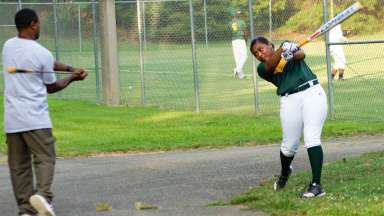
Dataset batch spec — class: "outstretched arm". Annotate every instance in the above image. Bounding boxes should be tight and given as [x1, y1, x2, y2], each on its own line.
[54, 61, 74, 72]
[46, 61, 88, 94]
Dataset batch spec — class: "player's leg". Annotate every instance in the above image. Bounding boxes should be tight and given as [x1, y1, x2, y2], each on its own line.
[337, 47, 346, 80]
[232, 40, 240, 77]
[302, 85, 328, 197]
[331, 68, 337, 79]
[338, 68, 345, 80]
[330, 48, 338, 79]
[24, 129, 56, 216]
[236, 39, 248, 79]
[6, 133, 37, 215]
[275, 95, 303, 190]
[333, 46, 346, 80]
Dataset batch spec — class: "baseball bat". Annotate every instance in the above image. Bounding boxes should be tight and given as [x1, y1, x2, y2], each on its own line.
[274, 1, 363, 73]
[7, 66, 79, 74]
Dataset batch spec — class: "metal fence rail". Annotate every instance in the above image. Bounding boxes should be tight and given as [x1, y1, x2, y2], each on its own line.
[0, 0, 383, 122]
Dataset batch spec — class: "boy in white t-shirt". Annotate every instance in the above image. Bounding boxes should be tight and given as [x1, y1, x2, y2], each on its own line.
[3, 8, 88, 216]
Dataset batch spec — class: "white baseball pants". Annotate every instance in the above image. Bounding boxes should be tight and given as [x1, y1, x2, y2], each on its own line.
[280, 84, 328, 157]
[232, 39, 247, 77]
[330, 45, 346, 70]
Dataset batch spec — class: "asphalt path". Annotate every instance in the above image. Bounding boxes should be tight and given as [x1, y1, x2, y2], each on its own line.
[1, 135, 383, 216]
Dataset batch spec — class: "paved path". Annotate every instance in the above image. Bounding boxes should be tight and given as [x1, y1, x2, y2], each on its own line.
[1, 135, 383, 216]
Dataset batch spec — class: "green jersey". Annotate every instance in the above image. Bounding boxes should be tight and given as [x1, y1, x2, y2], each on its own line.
[257, 59, 317, 96]
[230, 18, 246, 40]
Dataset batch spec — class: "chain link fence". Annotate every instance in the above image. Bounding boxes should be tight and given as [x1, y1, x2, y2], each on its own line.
[0, 1, 101, 101]
[0, 0, 383, 121]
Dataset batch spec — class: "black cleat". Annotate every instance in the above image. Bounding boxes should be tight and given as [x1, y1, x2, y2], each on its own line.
[301, 182, 326, 198]
[274, 166, 292, 191]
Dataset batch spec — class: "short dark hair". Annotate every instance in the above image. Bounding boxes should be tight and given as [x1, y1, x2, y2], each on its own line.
[15, 8, 39, 31]
[250, 36, 274, 51]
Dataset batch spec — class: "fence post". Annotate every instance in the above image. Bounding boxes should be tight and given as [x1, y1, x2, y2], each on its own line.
[189, 0, 200, 112]
[142, 1, 147, 50]
[322, 0, 335, 119]
[52, 0, 63, 99]
[203, 0, 208, 48]
[17, 0, 22, 10]
[269, 0, 272, 40]
[52, 0, 60, 61]
[137, 0, 146, 105]
[248, 0, 259, 113]
[91, 0, 101, 104]
[78, 4, 82, 52]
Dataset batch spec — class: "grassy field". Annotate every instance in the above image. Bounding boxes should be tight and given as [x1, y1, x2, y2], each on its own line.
[0, 32, 383, 156]
[0, 98, 383, 157]
[230, 151, 384, 216]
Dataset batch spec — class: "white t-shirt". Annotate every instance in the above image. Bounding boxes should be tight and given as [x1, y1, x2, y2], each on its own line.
[2, 37, 56, 133]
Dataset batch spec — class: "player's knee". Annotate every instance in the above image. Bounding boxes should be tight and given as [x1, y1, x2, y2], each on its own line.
[281, 139, 300, 157]
[280, 146, 296, 157]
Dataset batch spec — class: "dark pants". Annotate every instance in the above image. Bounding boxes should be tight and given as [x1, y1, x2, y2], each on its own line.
[7, 128, 56, 215]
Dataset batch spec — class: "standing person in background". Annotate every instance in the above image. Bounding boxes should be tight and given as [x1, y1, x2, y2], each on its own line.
[229, 9, 248, 79]
[3, 8, 88, 216]
[329, 24, 347, 80]
[250, 37, 328, 198]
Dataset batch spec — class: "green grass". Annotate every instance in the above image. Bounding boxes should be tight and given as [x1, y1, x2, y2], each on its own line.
[0, 98, 383, 157]
[230, 151, 384, 216]
[0, 31, 383, 155]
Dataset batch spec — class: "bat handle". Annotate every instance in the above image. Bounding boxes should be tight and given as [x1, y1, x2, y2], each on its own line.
[274, 38, 310, 73]
[298, 38, 310, 47]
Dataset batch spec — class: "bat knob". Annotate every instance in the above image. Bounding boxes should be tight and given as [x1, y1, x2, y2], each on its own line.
[7, 67, 17, 73]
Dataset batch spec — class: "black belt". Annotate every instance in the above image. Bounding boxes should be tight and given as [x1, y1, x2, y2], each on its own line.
[281, 79, 319, 97]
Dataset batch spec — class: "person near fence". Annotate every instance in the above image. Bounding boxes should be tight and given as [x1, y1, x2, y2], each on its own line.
[329, 24, 348, 80]
[2, 8, 88, 216]
[229, 9, 248, 79]
[250, 37, 328, 198]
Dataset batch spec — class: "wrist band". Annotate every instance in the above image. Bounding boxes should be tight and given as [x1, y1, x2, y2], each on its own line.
[66, 65, 73, 72]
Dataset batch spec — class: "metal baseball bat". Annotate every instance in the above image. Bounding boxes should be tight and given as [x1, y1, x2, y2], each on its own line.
[298, 2, 362, 47]
[7, 66, 79, 74]
[274, 1, 363, 73]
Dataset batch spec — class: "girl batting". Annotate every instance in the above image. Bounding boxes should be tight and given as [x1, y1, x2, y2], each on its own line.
[250, 37, 327, 198]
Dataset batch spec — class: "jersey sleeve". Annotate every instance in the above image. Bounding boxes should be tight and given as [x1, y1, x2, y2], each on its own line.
[257, 63, 273, 82]
[40, 49, 56, 85]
